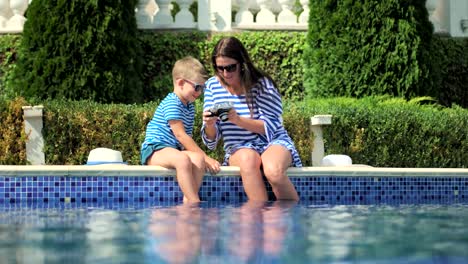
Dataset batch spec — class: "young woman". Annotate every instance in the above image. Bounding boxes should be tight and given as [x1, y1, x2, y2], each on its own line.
[202, 37, 301, 201]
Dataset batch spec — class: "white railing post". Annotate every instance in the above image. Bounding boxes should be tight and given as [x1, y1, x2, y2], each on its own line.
[175, 0, 195, 28]
[255, 0, 276, 25]
[298, 0, 309, 25]
[426, 0, 450, 34]
[22, 105, 45, 165]
[153, 0, 173, 27]
[234, 0, 254, 26]
[311, 115, 332, 167]
[277, 0, 296, 24]
[198, 0, 231, 31]
[136, 0, 154, 29]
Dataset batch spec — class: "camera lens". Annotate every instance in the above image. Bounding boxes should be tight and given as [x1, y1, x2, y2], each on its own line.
[219, 112, 229, 122]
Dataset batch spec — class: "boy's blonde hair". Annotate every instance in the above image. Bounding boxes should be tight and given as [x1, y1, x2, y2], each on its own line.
[172, 56, 208, 83]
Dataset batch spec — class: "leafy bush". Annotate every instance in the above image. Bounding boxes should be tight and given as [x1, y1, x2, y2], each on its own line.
[10, 0, 143, 103]
[0, 97, 28, 165]
[293, 96, 468, 168]
[304, 0, 433, 99]
[0, 34, 20, 101]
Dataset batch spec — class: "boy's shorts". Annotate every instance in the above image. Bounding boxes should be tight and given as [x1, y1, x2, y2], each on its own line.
[140, 143, 178, 165]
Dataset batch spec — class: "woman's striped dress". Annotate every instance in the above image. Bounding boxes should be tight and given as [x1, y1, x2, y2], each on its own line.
[202, 76, 302, 167]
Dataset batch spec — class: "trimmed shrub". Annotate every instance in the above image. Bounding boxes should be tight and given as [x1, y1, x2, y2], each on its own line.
[304, 0, 433, 99]
[428, 35, 468, 108]
[10, 0, 143, 103]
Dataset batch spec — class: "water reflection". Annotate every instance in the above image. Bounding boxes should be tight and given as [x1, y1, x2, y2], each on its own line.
[226, 200, 296, 263]
[147, 200, 296, 264]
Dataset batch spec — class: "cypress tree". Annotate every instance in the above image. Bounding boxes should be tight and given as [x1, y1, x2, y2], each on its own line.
[11, 0, 143, 103]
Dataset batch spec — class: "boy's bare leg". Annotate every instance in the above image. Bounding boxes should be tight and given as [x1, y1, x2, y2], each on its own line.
[147, 148, 201, 203]
[181, 151, 206, 203]
[229, 148, 268, 202]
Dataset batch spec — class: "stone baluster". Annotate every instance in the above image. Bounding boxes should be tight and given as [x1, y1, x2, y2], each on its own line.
[234, 0, 254, 26]
[6, 0, 28, 32]
[426, 0, 449, 34]
[175, 0, 195, 28]
[136, 0, 154, 29]
[255, 0, 276, 25]
[153, 0, 173, 27]
[277, 0, 295, 24]
[0, 0, 12, 30]
[298, 0, 309, 25]
[426, 0, 439, 31]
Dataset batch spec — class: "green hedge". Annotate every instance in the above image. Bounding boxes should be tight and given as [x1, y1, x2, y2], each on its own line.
[294, 97, 468, 168]
[1, 30, 467, 107]
[1, 31, 306, 103]
[1, 96, 467, 168]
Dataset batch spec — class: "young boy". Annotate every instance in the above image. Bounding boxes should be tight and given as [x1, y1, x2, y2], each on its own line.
[141, 56, 220, 203]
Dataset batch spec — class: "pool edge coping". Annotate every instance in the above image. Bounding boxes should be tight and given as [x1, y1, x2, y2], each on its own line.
[1, 165, 468, 177]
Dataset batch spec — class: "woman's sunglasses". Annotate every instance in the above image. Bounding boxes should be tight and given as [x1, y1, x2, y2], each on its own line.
[216, 63, 238, 73]
[184, 79, 206, 92]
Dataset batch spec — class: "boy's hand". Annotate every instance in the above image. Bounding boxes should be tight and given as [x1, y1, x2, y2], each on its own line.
[205, 156, 220, 175]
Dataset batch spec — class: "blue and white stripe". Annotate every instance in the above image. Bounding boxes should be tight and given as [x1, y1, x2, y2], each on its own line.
[202, 76, 302, 167]
[142, 93, 194, 151]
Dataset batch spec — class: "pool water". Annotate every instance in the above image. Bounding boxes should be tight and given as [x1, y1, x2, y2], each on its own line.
[1, 202, 468, 264]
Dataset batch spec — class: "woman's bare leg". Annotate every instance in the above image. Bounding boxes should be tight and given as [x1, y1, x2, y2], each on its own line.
[261, 145, 299, 200]
[229, 148, 268, 201]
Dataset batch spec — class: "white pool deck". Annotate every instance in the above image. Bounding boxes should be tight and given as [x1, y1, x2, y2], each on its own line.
[1, 165, 467, 178]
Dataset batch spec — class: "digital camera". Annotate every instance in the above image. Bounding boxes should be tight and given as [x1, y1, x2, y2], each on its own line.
[207, 102, 233, 122]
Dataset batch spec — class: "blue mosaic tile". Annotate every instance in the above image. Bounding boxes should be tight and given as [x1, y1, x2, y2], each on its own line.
[0, 175, 467, 205]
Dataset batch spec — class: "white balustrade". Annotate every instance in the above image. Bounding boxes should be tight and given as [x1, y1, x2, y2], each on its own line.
[0, 0, 465, 37]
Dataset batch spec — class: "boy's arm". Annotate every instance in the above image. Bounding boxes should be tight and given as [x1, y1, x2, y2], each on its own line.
[169, 120, 205, 154]
[169, 120, 220, 174]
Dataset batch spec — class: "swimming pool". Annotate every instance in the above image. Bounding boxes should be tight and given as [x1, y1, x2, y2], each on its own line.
[1, 165, 468, 263]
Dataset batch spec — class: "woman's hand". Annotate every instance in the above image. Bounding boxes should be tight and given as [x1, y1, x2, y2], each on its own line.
[203, 111, 217, 126]
[226, 108, 240, 124]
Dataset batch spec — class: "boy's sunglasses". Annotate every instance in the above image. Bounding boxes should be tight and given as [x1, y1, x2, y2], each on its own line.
[216, 63, 238, 73]
[184, 79, 206, 92]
